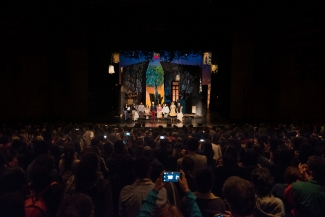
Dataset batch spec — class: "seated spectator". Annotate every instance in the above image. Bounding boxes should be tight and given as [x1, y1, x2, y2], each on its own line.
[119, 156, 167, 217]
[284, 156, 325, 217]
[251, 167, 285, 217]
[106, 140, 128, 179]
[143, 146, 159, 164]
[180, 168, 226, 217]
[222, 176, 256, 217]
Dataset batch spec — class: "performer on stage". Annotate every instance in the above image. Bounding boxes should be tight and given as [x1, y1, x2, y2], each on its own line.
[177, 105, 183, 122]
[137, 102, 145, 119]
[132, 104, 139, 121]
[162, 103, 170, 119]
[157, 103, 163, 121]
[169, 101, 177, 122]
[124, 103, 130, 120]
[145, 104, 150, 119]
[150, 101, 157, 122]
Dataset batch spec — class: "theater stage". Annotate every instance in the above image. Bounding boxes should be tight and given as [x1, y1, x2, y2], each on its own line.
[89, 110, 229, 129]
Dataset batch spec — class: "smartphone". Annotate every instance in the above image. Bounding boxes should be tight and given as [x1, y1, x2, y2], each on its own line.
[124, 132, 130, 136]
[200, 139, 205, 142]
[123, 140, 127, 144]
[214, 214, 224, 217]
[75, 128, 79, 131]
[163, 171, 180, 182]
[160, 136, 165, 139]
[104, 135, 107, 139]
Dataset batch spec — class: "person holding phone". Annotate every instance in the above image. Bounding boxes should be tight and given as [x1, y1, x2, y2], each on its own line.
[138, 170, 202, 217]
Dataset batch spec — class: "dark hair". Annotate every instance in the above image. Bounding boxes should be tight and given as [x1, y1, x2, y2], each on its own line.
[251, 167, 274, 197]
[223, 176, 255, 216]
[63, 145, 75, 171]
[195, 168, 214, 193]
[150, 161, 164, 182]
[114, 140, 125, 154]
[75, 152, 99, 188]
[307, 156, 325, 184]
[134, 156, 150, 179]
[182, 155, 195, 173]
[284, 166, 301, 184]
[30, 154, 54, 193]
[34, 140, 50, 156]
[61, 193, 94, 217]
[91, 138, 100, 147]
[187, 138, 199, 151]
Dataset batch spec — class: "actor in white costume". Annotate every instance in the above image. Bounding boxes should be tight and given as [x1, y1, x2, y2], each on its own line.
[177, 106, 183, 122]
[162, 103, 170, 118]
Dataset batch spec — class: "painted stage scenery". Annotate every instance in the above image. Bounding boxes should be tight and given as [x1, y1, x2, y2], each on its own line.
[118, 50, 212, 123]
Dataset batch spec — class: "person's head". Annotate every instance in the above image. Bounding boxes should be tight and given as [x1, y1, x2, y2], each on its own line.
[63, 145, 75, 170]
[182, 155, 195, 173]
[34, 140, 50, 156]
[75, 152, 100, 187]
[135, 138, 144, 147]
[251, 167, 273, 197]
[143, 146, 155, 162]
[223, 176, 255, 217]
[195, 168, 214, 193]
[91, 138, 100, 147]
[114, 140, 126, 155]
[187, 138, 199, 152]
[134, 156, 150, 179]
[307, 156, 325, 184]
[30, 154, 54, 193]
[284, 166, 301, 184]
[156, 204, 183, 217]
[61, 193, 94, 217]
[150, 161, 164, 182]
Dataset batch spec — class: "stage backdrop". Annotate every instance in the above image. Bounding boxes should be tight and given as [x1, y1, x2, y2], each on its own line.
[119, 51, 204, 115]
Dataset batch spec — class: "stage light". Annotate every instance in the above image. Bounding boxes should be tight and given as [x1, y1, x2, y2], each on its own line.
[108, 65, 115, 74]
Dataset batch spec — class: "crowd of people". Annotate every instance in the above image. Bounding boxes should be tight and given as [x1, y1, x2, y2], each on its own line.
[0, 121, 325, 217]
[124, 101, 183, 123]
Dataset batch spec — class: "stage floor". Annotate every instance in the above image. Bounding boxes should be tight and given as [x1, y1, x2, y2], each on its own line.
[89, 110, 229, 128]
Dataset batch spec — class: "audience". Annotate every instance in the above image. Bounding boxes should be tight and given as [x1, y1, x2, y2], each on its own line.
[0, 121, 324, 217]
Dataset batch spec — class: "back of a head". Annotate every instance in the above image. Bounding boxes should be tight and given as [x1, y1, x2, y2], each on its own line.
[34, 140, 50, 156]
[223, 176, 255, 217]
[156, 204, 183, 217]
[187, 137, 199, 152]
[114, 140, 125, 154]
[75, 152, 99, 186]
[251, 167, 273, 197]
[150, 161, 164, 182]
[91, 138, 100, 147]
[182, 155, 195, 173]
[61, 193, 94, 217]
[307, 156, 325, 183]
[284, 166, 301, 184]
[195, 168, 214, 193]
[134, 156, 150, 179]
[30, 154, 54, 193]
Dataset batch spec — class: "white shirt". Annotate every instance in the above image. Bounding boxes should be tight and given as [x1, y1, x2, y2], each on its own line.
[212, 143, 222, 161]
[162, 106, 170, 114]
